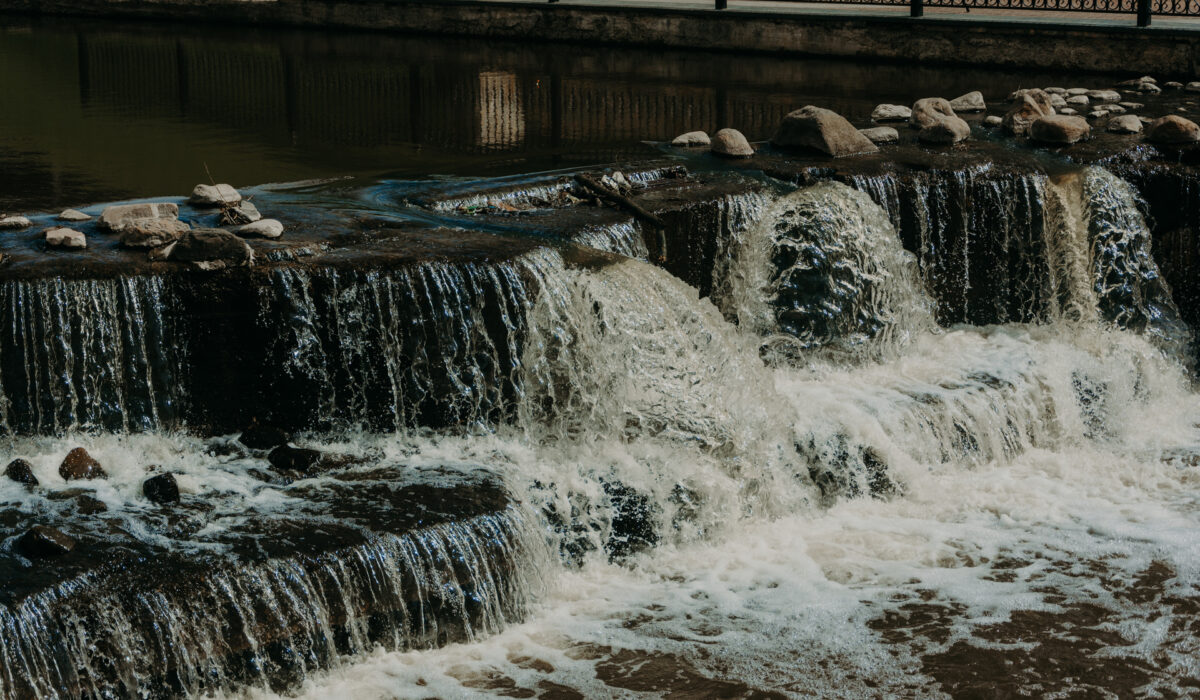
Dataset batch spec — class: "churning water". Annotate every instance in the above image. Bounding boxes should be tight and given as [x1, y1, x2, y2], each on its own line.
[4, 164, 1200, 698]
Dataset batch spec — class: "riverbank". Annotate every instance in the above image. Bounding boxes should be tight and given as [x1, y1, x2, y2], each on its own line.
[1, 0, 1199, 75]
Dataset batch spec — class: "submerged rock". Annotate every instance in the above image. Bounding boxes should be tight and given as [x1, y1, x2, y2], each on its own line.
[57, 209, 92, 222]
[5, 458, 37, 486]
[670, 131, 710, 147]
[59, 448, 106, 481]
[236, 218, 283, 239]
[1146, 115, 1200, 144]
[1030, 115, 1091, 144]
[189, 183, 242, 207]
[16, 525, 76, 558]
[949, 91, 986, 113]
[710, 128, 754, 158]
[772, 106, 877, 157]
[871, 104, 912, 122]
[238, 423, 292, 450]
[0, 215, 31, 230]
[44, 227, 86, 250]
[1108, 115, 1144, 134]
[75, 494, 108, 514]
[99, 202, 179, 232]
[161, 228, 253, 269]
[119, 218, 190, 248]
[143, 473, 180, 504]
[859, 126, 899, 144]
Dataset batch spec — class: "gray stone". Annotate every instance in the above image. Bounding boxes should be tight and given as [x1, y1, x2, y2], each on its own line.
[1030, 115, 1091, 144]
[949, 91, 986, 113]
[57, 209, 92, 222]
[44, 227, 86, 249]
[119, 219, 190, 249]
[772, 107, 877, 157]
[1165, 81, 1184, 90]
[1009, 89, 1055, 114]
[0, 216, 31, 230]
[1107, 115, 1144, 134]
[711, 128, 754, 157]
[1066, 95, 1090, 107]
[918, 115, 971, 144]
[99, 202, 179, 232]
[858, 126, 899, 144]
[189, 183, 242, 207]
[670, 131, 710, 147]
[1066, 88, 1090, 96]
[1044, 87, 1067, 95]
[167, 228, 254, 269]
[1087, 109, 1110, 119]
[1049, 93, 1068, 108]
[1059, 107, 1078, 116]
[910, 97, 958, 129]
[1146, 115, 1200, 144]
[984, 115, 1003, 127]
[1087, 89, 1121, 103]
[871, 104, 912, 121]
[1119, 102, 1144, 110]
[236, 218, 284, 239]
[1106, 105, 1127, 115]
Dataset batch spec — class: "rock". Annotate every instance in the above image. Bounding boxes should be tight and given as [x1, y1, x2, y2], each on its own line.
[16, 525, 75, 558]
[166, 228, 253, 269]
[1165, 81, 1184, 90]
[99, 202, 178, 232]
[772, 107, 877, 157]
[57, 209, 91, 222]
[188, 183, 242, 207]
[59, 448, 106, 481]
[949, 91, 986, 113]
[710, 128, 754, 158]
[1003, 94, 1052, 135]
[910, 97, 957, 129]
[1066, 88, 1090, 96]
[1087, 89, 1121, 103]
[238, 423, 292, 450]
[268, 445, 324, 475]
[5, 458, 37, 486]
[143, 473, 180, 504]
[871, 104, 912, 122]
[75, 494, 107, 514]
[44, 227, 86, 250]
[1137, 83, 1163, 95]
[1059, 108, 1078, 116]
[1030, 115, 1091, 144]
[118, 219, 190, 249]
[918, 116, 971, 144]
[1066, 95, 1090, 107]
[670, 131, 710, 147]
[220, 201, 262, 225]
[1087, 109, 1110, 119]
[1106, 105, 1127, 115]
[1044, 87, 1067, 95]
[1146, 115, 1200, 144]
[1108, 116, 1147, 134]
[984, 115, 1003, 127]
[0, 216, 31, 230]
[1119, 102, 1144, 110]
[1186, 82, 1200, 93]
[859, 126, 899, 144]
[236, 219, 283, 239]
[1050, 93, 1068, 109]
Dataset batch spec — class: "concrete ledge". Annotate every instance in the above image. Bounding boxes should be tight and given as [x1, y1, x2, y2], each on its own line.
[2, 0, 1198, 74]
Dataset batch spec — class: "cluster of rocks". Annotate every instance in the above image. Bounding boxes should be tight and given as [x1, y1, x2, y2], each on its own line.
[21, 183, 286, 269]
[668, 76, 1200, 159]
[5, 448, 182, 559]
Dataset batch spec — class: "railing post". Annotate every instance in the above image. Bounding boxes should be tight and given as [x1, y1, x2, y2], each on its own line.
[716, 0, 727, 10]
[910, 0, 924, 17]
[1137, 0, 1151, 26]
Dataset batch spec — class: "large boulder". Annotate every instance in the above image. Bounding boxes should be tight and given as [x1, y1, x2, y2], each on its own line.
[670, 131, 710, 147]
[918, 116, 971, 144]
[16, 526, 76, 558]
[1107, 115, 1144, 134]
[161, 228, 254, 270]
[44, 227, 86, 250]
[909, 97, 957, 129]
[949, 91, 986, 113]
[1003, 94, 1052, 135]
[188, 183, 242, 207]
[871, 104, 912, 122]
[772, 106, 878, 157]
[59, 448, 106, 481]
[99, 202, 179, 232]
[1030, 115, 1091, 144]
[5, 458, 37, 486]
[1146, 115, 1200, 144]
[118, 219, 190, 249]
[711, 128, 754, 158]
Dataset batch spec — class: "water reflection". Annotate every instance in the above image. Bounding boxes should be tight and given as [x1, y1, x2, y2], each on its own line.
[0, 18, 1112, 210]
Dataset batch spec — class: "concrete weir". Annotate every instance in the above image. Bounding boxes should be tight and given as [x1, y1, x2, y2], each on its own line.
[2, 0, 1200, 75]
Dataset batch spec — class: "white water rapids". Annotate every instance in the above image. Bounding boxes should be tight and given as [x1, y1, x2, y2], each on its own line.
[6, 167, 1200, 697]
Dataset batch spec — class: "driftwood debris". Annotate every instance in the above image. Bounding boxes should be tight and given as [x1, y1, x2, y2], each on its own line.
[574, 174, 665, 230]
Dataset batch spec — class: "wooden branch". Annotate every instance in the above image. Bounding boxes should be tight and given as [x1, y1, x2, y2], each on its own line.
[574, 174, 666, 230]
